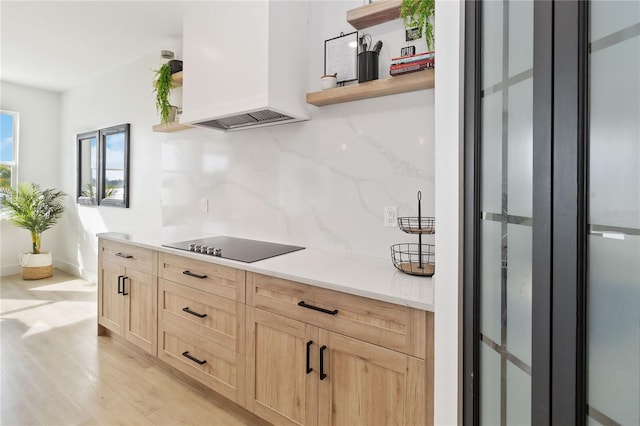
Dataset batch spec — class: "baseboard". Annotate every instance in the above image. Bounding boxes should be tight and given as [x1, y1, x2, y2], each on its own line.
[54, 259, 97, 284]
[1, 258, 96, 283]
[0, 263, 21, 277]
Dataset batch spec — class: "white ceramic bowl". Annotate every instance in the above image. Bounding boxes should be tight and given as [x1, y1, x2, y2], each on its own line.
[321, 76, 337, 90]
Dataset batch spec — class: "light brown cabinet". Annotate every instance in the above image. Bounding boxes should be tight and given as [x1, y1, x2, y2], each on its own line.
[245, 272, 433, 426]
[97, 238, 433, 425]
[157, 252, 246, 405]
[98, 239, 158, 356]
[246, 308, 318, 426]
[317, 330, 426, 426]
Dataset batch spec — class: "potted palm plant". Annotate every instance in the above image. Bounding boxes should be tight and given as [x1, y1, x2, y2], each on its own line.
[0, 182, 66, 279]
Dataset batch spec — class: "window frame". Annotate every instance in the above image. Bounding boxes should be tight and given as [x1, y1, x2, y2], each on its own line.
[0, 109, 19, 191]
[76, 130, 99, 205]
[76, 123, 130, 208]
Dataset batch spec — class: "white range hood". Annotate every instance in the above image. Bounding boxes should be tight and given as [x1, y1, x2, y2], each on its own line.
[181, 1, 310, 132]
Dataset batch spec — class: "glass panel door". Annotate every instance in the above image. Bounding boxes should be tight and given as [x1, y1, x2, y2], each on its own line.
[478, 1, 534, 424]
[587, 2, 640, 425]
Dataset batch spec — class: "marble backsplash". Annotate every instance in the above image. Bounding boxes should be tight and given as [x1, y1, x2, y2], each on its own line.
[161, 90, 434, 260]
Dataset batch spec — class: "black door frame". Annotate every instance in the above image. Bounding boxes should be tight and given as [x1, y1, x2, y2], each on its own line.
[463, 1, 588, 424]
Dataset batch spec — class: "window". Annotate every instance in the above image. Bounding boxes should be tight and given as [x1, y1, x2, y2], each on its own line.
[0, 110, 19, 190]
[77, 123, 130, 208]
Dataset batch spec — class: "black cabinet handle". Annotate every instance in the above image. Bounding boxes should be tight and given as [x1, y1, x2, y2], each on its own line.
[182, 351, 207, 365]
[319, 345, 327, 380]
[122, 276, 129, 296]
[298, 301, 338, 316]
[117, 275, 124, 294]
[182, 307, 207, 318]
[306, 340, 313, 374]
[115, 252, 133, 259]
[183, 270, 208, 279]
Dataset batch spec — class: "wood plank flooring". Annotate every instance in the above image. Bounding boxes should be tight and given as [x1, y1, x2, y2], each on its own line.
[0, 270, 267, 425]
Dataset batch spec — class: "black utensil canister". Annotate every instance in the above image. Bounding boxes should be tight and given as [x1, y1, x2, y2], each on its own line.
[358, 51, 379, 83]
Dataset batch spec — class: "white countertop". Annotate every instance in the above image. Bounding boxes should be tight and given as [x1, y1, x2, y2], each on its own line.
[97, 228, 434, 311]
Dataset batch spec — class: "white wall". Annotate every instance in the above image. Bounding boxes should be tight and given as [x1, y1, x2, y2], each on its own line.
[0, 81, 61, 275]
[53, 0, 435, 275]
[56, 40, 183, 282]
[162, 1, 435, 259]
[434, 1, 464, 424]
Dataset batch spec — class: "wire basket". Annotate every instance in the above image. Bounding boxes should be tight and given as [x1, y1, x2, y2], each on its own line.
[390, 243, 435, 277]
[397, 217, 435, 234]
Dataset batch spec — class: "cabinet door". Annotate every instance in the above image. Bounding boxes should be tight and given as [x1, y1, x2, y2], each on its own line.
[246, 308, 318, 426]
[123, 268, 157, 356]
[318, 330, 426, 426]
[98, 260, 124, 335]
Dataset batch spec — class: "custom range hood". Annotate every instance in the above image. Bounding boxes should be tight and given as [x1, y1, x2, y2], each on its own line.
[180, 1, 310, 132]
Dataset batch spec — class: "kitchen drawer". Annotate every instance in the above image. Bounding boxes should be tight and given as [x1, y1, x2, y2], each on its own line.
[247, 273, 428, 359]
[100, 239, 156, 275]
[158, 319, 245, 406]
[159, 278, 245, 353]
[159, 252, 245, 302]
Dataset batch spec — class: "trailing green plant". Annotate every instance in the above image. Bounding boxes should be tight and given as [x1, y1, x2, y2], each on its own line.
[153, 63, 174, 124]
[0, 182, 66, 254]
[401, 0, 435, 51]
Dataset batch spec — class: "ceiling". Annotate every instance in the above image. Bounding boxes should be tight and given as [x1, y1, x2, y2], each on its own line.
[0, 1, 192, 93]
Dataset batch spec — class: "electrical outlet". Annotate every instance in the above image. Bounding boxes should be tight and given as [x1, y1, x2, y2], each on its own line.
[384, 206, 397, 227]
[201, 197, 208, 213]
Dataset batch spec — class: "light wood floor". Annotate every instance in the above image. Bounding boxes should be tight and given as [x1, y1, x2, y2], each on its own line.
[0, 270, 266, 426]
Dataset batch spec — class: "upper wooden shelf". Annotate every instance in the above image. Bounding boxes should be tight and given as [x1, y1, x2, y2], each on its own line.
[152, 71, 183, 88]
[346, 0, 401, 30]
[306, 69, 434, 107]
[152, 121, 193, 133]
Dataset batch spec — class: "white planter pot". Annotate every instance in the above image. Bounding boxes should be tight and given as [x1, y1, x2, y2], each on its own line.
[19, 252, 53, 280]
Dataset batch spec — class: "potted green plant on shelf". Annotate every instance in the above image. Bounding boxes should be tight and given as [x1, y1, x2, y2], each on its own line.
[401, 0, 435, 50]
[0, 183, 66, 280]
[153, 62, 176, 124]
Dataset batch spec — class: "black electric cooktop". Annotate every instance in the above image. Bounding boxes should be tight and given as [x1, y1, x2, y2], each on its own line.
[162, 236, 305, 263]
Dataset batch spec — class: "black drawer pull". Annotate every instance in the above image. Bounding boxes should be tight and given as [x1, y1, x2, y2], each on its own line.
[115, 252, 133, 259]
[122, 276, 129, 296]
[182, 307, 207, 318]
[183, 270, 208, 279]
[182, 351, 207, 365]
[298, 301, 338, 316]
[306, 340, 313, 374]
[319, 345, 327, 380]
[117, 275, 124, 294]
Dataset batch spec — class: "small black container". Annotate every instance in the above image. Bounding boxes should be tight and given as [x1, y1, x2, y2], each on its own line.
[168, 59, 183, 74]
[358, 51, 379, 83]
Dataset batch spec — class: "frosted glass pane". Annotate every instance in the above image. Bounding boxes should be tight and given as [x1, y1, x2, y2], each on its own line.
[507, 79, 533, 218]
[587, 415, 603, 426]
[482, 0, 503, 90]
[481, 92, 503, 214]
[508, 0, 533, 78]
[481, 343, 501, 426]
[507, 362, 531, 426]
[590, 1, 640, 42]
[589, 37, 640, 230]
[481, 220, 503, 344]
[506, 224, 532, 366]
[587, 234, 640, 426]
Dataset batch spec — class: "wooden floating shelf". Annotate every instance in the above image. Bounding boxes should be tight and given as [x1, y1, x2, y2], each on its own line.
[306, 69, 434, 106]
[346, 0, 401, 30]
[152, 71, 183, 88]
[152, 121, 193, 133]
